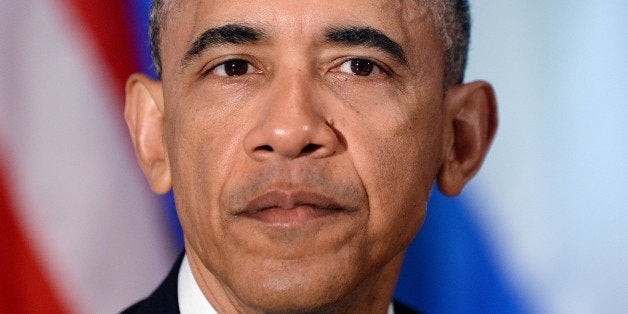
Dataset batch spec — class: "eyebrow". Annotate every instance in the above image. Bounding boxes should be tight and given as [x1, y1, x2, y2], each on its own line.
[181, 23, 265, 68]
[324, 27, 408, 65]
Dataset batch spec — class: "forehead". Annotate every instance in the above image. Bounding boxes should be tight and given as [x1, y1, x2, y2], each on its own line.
[169, 0, 431, 31]
[166, 0, 429, 22]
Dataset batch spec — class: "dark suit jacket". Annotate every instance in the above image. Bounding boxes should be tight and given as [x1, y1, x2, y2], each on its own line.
[122, 253, 419, 314]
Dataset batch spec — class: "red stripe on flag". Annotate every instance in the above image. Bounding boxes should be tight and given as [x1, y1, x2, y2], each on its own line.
[0, 161, 67, 314]
[64, 0, 141, 103]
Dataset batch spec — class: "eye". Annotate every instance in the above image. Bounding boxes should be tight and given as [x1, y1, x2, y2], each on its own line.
[211, 59, 256, 77]
[338, 58, 382, 76]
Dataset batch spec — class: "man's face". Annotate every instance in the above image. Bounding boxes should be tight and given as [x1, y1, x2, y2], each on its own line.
[160, 0, 446, 311]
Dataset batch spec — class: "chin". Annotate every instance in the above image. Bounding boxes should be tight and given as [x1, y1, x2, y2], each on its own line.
[226, 257, 364, 313]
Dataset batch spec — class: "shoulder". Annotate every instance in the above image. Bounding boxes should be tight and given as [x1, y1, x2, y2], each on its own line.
[120, 253, 184, 314]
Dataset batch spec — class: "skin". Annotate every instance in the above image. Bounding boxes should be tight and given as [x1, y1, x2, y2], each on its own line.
[125, 0, 497, 313]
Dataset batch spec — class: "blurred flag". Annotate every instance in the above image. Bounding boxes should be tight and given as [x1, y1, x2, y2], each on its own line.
[0, 1, 175, 313]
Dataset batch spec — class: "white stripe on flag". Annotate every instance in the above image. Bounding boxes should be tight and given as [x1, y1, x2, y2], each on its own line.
[0, 1, 176, 313]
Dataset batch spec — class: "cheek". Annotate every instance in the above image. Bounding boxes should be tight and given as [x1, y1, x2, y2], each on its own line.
[344, 98, 443, 258]
[163, 93, 247, 256]
[165, 80, 251, 192]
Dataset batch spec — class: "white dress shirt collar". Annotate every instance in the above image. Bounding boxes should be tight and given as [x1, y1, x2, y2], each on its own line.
[178, 254, 217, 314]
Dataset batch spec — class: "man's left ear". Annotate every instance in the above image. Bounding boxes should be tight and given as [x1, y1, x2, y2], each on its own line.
[437, 80, 498, 196]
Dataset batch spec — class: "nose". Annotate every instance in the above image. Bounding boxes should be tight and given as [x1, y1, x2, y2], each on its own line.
[244, 76, 339, 161]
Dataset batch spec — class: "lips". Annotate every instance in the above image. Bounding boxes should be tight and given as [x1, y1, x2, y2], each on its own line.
[237, 190, 348, 225]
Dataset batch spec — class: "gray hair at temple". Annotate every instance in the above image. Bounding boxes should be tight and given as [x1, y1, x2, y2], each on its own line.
[148, 0, 471, 86]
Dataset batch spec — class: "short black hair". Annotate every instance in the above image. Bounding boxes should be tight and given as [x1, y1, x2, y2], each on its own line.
[148, 0, 471, 85]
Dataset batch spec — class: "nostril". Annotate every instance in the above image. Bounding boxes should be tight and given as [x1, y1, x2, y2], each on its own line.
[255, 145, 273, 152]
[301, 143, 321, 155]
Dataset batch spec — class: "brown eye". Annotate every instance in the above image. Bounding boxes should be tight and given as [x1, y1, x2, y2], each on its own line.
[338, 58, 382, 76]
[212, 59, 254, 76]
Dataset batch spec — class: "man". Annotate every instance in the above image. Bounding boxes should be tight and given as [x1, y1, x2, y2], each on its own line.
[123, 0, 497, 312]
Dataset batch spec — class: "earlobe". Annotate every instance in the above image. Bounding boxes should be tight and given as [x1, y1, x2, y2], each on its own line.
[125, 73, 172, 194]
[437, 81, 498, 196]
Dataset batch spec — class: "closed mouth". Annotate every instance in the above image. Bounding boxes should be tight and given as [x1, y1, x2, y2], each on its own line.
[237, 189, 348, 225]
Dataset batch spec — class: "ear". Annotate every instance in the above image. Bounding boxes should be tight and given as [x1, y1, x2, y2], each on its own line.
[125, 73, 172, 194]
[437, 80, 498, 196]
